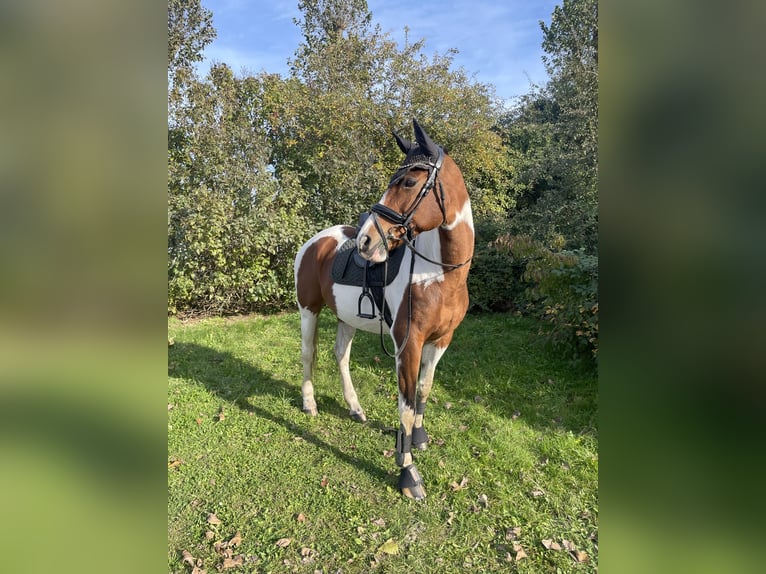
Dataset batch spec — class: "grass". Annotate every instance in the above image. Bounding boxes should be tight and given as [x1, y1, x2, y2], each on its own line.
[168, 311, 597, 573]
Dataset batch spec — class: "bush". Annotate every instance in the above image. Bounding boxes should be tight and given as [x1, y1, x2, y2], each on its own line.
[468, 219, 529, 312]
[469, 222, 598, 363]
[167, 183, 310, 316]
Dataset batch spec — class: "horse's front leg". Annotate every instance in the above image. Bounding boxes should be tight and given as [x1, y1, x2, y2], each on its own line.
[395, 342, 427, 500]
[412, 342, 448, 450]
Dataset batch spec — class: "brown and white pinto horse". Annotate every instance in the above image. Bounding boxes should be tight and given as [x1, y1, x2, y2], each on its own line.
[293, 119, 474, 499]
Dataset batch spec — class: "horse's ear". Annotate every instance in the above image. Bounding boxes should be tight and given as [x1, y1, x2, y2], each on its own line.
[392, 131, 412, 154]
[412, 118, 440, 158]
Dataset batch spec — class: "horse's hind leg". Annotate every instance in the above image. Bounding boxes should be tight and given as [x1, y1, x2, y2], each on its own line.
[299, 306, 319, 416]
[412, 343, 448, 450]
[335, 320, 366, 422]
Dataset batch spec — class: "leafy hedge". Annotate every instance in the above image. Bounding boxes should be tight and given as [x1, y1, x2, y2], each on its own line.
[469, 221, 598, 363]
[167, 182, 311, 316]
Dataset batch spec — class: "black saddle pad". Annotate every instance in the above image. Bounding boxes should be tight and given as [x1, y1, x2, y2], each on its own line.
[331, 239, 406, 288]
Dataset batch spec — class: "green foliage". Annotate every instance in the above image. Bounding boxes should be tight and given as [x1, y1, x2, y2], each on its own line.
[469, 224, 598, 364]
[498, 0, 598, 252]
[168, 66, 311, 315]
[467, 218, 528, 313]
[167, 0, 599, 335]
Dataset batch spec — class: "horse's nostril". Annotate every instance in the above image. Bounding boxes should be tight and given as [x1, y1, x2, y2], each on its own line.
[359, 234, 370, 250]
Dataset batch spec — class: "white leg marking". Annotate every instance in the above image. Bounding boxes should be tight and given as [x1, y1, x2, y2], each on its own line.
[299, 305, 319, 415]
[335, 321, 366, 421]
[415, 344, 447, 428]
[398, 393, 416, 467]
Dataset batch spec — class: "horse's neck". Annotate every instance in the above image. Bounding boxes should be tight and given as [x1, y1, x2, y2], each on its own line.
[440, 198, 474, 262]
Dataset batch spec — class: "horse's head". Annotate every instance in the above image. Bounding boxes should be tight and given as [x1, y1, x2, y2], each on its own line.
[357, 119, 458, 263]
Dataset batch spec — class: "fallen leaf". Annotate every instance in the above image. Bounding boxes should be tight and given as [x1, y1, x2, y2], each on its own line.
[378, 539, 399, 555]
[450, 476, 469, 491]
[444, 402, 453, 409]
[191, 568, 206, 574]
[227, 531, 242, 547]
[168, 403, 175, 411]
[446, 511, 455, 525]
[382, 449, 395, 458]
[216, 411, 225, 422]
[221, 555, 243, 569]
[181, 550, 196, 566]
[562, 539, 576, 552]
[514, 545, 528, 561]
[512, 411, 521, 420]
[301, 547, 314, 557]
[295, 512, 307, 522]
[478, 494, 489, 508]
[195, 417, 203, 425]
[531, 489, 545, 497]
[542, 539, 562, 551]
[207, 513, 222, 525]
[320, 476, 329, 488]
[474, 395, 484, 403]
[370, 518, 386, 527]
[168, 459, 183, 469]
[204, 530, 215, 540]
[275, 538, 292, 548]
[574, 550, 589, 562]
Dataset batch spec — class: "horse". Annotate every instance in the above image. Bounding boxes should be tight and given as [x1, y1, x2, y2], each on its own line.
[293, 119, 474, 500]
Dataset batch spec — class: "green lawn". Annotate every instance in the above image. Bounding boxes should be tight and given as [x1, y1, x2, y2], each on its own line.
[168, 311, 597, 573]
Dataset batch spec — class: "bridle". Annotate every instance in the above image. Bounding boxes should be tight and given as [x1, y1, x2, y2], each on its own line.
[367, 146, 471, 271]
[369, 147, 446, 239]
[359, 147, 472, 358]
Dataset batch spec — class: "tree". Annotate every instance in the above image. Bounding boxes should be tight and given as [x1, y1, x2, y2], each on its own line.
[168, 0, 216, 111]
[498, 0, 598, 252]
[274, 0, 512, 228]
[167, 0, 523, 315]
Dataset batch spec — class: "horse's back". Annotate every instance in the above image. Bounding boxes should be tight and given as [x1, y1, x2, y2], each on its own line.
[294, 225, 357, 314]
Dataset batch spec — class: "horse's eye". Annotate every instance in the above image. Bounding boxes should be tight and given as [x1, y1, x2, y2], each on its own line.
[404, 177, 417, 188]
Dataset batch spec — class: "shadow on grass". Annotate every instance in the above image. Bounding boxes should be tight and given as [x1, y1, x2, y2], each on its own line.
[347, 316, 598, 437]
[169, 341, 392, 486]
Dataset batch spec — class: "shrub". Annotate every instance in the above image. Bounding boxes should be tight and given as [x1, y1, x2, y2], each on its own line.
[469, 223, 598, 363]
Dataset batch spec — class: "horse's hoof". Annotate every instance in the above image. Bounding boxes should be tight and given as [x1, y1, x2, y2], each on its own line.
[302, 405, 318, 416]
[398, 465, 426, 500]
[412, 426, 428, 450]
[350, 410, 367, 423]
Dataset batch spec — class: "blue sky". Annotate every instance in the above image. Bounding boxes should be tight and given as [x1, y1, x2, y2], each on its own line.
[197, 0, 560, 104]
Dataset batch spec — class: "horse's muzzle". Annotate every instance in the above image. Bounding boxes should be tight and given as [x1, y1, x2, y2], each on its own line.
[356, 214, 389, 263]
[356, 231, 388, 263]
